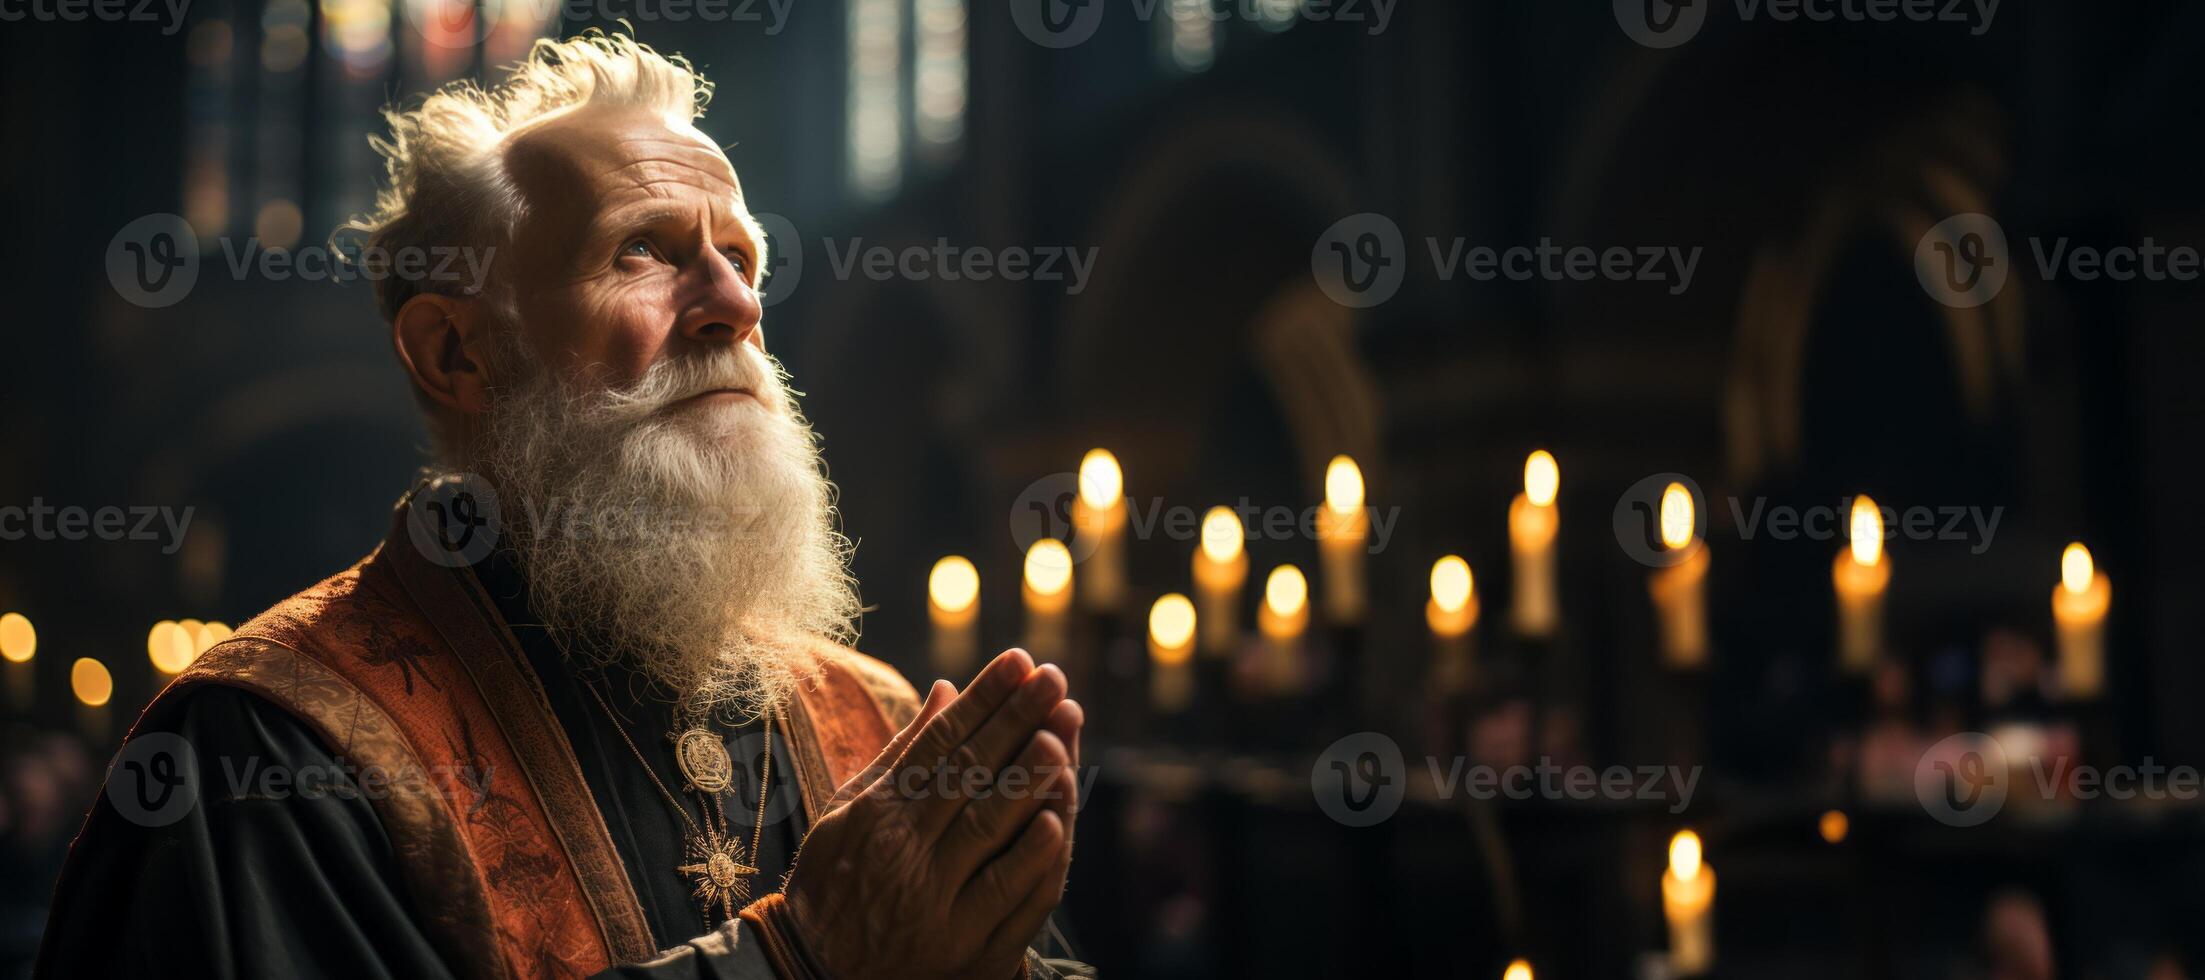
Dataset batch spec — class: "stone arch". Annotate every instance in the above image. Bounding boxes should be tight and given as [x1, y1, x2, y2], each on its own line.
[1055, 107, 1381, 500]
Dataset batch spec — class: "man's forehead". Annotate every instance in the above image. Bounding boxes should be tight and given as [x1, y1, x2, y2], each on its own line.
[503, 106, 746, 221]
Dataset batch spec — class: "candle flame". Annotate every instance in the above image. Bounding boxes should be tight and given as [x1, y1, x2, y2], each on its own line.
[1324, 455, 1365, 514]
[2062, 542, 2094, 595]
[1524, 450, 1559, 508]
[148, 621, 193, 674]
[1078, 449, 1123, 510]
[1265, 565, 1307, 618]
[1848, 496, 1883, 567]
[1200, 507, 1244, 563]
[72, 657, 113, 708]
[1668, 829, 1703, 881]
[929, 556, 980, 614]
[1024, 539, 1072, 597]
[0, 612, 34, 664]
[1503, 959, 1533, 980]
[1149, 593, 1197, 650]
[1819, 809, 1849, 845]
[1659, 482, 1694, 551]
[1430, 556, 1473, 614]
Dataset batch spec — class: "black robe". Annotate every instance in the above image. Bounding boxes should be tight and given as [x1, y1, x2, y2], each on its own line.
[42, 551, 803, 979]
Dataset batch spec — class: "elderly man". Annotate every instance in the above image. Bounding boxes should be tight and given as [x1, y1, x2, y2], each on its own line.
[39, 32, 1089, 979]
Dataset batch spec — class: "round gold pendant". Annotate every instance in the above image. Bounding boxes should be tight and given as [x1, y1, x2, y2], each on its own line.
[673, 728, 733, 794]
[706, 850, 741, 888]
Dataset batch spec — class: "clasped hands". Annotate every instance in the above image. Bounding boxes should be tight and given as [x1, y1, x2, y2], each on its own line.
[780, 649, 1081, 979]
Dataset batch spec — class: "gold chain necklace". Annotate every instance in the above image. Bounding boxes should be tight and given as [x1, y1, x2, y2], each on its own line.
[582, 680, 773, 927]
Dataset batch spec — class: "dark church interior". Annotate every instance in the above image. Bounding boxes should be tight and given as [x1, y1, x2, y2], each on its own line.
[6, 0, 2205, 976]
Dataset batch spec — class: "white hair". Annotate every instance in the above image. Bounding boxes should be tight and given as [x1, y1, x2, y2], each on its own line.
[339, 30, 716, 323]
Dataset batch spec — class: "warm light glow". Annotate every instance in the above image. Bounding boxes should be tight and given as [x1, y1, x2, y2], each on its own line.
[0, 612, 34, 663]
[1668, 830, 1704, 882]
[1524, 451, 1559, 508]
[148, 621, 194, 674]
[201, 621, 233, 651]
[1503, 959, 1533, 980]
[2062, 542, 2094, 595]
[72, 658, 113, 708]
[1200, 507, 1244, 563]
[1819, 809, 1849, 844]
[1324, 455, 1365, 514]
[1430, 556, 1473, 614]
[1024, 539, 1073, 597]
[1265, 565, 1308, 617]
[1149, 594, 1197, 650]
[1848, 496, 1884, 566]
[254, 199, 304, 249]
[1659, 483, 1695, 550]
[1078, 449, 1124, 510]
[929, 556, 980, 614]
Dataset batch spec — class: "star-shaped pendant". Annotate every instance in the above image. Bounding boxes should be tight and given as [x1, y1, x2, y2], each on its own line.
[676, 826, 759, 923]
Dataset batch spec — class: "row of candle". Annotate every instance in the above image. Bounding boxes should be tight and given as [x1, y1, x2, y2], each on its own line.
[929, 450, 2116, 701]
[0, 614, 234, 724]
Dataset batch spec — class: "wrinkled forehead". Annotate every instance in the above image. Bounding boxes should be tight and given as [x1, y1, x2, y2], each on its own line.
[500, 105, 749, 244]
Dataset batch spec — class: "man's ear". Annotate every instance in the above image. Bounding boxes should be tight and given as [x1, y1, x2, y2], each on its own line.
[392, 292, 494, 417]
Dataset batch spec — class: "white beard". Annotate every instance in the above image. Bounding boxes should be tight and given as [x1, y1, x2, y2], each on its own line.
[467, 336, 860, 718]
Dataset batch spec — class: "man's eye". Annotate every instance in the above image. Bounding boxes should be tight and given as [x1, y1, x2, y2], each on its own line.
[721, 248, 750, 275]
[620, 239, 655, 260]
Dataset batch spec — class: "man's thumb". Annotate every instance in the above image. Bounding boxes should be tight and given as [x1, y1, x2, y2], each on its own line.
[831, 679, 952, 807]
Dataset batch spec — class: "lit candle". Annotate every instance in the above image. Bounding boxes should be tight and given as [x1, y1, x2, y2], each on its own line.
[1819, 809, 1849, 845]
[928, 556, 980, 676]
[2052, 542, 2111, 700]
[1661, 829, 1716, 976]
[1832, 495, 1890, 673]
[1, 612, 36, 713]
[1427, 556, 1478, 691]
[1647, 482, 1711, 669]
[1316, 455, 1369, 624]
[1073, 449, 1128, 613]
[73, 656, 114, 741]
[1256, 565, 1308, 696]
[1503, 959, 1533, 980]
[1193, 507, 1248, 655]
[201, 621, 233, 657]
[1022, 539, 1074, 663]
[1509, 450, 1561, 637]
[149, 620, 193, 678]
[1148, 593, 1197, 712]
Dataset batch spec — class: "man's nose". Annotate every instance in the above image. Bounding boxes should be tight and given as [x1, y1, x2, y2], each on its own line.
[674, 250, 763, 347]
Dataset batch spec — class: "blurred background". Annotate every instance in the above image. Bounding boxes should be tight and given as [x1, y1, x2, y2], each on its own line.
[7, 0, 2205, 976]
